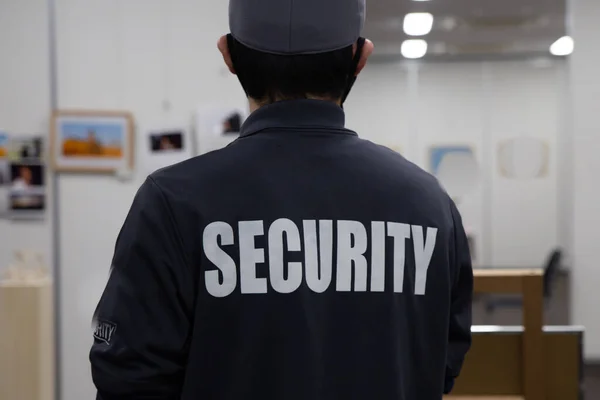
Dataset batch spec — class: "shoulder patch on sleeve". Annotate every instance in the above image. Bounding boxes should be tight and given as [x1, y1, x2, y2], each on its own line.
[93, 320, 117, 345]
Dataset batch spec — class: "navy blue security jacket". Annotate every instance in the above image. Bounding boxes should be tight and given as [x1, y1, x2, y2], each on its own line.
[90, 99, 473, 400]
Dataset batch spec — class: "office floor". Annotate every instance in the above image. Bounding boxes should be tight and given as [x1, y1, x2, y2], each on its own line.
[472, 271, 600, 397]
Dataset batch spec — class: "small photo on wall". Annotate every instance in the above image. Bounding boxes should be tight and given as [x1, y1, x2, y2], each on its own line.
[9, 163, 46, 214]
[10, 191, 45, 212]
[8, 136, 43, 161]
[221, 111, 244, 135]
[0, 132, 8, 158]
[429, 145, 480, 199]
[0, 133, 8, 187]
[143, 129, 192, 174]
[10, 163, 44, 189]
[429, 146, 475, 176]
[203, 107, 247, 137]
[150, 131, 184, 153]
[498, 137, 549, 180]
[51, 110, 134, 173]
[195, 106, 249, 155]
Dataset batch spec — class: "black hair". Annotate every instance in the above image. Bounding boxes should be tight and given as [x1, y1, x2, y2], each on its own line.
[227, 35, 356, 104]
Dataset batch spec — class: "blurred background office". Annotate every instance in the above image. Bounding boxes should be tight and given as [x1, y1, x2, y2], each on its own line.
[0, 0, 599, 399]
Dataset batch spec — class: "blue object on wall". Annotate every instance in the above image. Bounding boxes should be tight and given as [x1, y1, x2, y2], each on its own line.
[429, 146, 473, 176]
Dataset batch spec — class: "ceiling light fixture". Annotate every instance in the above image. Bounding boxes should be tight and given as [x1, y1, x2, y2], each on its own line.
[401, 39, 428, 59]
[404, 12, 434, 36]
[550, 36, 574, 56]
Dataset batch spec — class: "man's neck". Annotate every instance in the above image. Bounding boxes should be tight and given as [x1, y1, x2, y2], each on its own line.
[248, 97, 342, 113]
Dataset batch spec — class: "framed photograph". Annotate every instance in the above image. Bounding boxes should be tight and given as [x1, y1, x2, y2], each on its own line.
[428, 144, 480, 200]
[8, 136, 43, 161]
[141, 129, 192, 175]
[8, 162, 46, 218]
[498, 137, 550, 180]
[194, 106, 248, 155]
[0, 133, 7, 186]
[429, 145, 475, 176]
[149, 130, 184, 153]
[0, 133, 9, 216]
[220, 111, 244, 136]
[0, 132, 8, 158]
[50, 110, 134, 173]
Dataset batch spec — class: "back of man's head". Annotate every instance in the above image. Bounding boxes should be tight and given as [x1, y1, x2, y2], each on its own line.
[219, 0, 373, 106]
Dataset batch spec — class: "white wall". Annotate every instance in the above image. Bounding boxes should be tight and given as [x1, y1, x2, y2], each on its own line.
[570, 0, 600, 361]
[347, 60, 565, 269]
[485, 61, 563, 266]
[0, 0, 52, 272]
[0, 0, 577, 399]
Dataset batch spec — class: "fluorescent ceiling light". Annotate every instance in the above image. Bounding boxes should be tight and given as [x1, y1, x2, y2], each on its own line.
[404, 12, 434, 36]
[401, 39, 428, 59]
[550, 36, 574, 56]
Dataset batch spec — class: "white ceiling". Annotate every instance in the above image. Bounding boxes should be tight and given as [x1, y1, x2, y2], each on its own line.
[364, 0, 567, 59]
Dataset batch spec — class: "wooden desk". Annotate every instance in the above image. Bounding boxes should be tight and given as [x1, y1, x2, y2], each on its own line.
[472, 269, 544, 400]
[446, 397, 524, 400]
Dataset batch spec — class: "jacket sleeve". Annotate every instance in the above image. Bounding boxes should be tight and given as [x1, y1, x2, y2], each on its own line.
[90, 177, 195, 400]
[444, 201, 474, 394]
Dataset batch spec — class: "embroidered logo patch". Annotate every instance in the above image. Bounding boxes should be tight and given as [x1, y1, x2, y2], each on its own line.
[93, 320, 117, 345]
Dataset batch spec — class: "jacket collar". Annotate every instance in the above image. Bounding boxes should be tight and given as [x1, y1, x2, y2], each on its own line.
[239, 99, 354, 138]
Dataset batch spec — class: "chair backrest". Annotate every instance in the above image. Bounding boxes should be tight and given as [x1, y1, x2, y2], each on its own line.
[543, 249, 562, 298]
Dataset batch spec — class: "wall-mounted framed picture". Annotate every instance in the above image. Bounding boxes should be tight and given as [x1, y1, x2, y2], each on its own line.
[194, 105, 248, 155]
[0, 132, 8, 158]
[498, 137, 550, 180]
[50, 110, 134, 173]
[428, 144, 480, 199]
[141, 128, 193, 175]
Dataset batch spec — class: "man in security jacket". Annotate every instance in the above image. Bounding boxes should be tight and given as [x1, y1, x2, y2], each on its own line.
[90, 0, 473, 399]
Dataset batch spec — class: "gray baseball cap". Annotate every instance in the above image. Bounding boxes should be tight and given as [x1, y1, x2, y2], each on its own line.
[229, 0, 366, 55]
